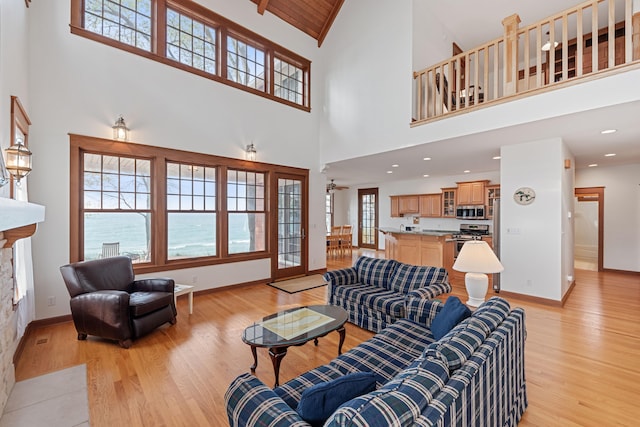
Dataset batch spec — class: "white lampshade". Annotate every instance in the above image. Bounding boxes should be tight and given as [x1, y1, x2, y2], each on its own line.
[453, 240, 504, 274]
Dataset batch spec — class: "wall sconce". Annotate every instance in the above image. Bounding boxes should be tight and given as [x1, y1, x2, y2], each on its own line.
[246, 143, 256, 161]
[4, 140, 32, 185]
[112, 115, 129, 141]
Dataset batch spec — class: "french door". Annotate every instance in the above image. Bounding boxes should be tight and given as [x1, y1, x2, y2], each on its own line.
[358, 188, 378, 249]
[272, 173, 308, 280]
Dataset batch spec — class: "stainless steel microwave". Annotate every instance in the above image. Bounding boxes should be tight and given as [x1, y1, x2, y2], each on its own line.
[456, 205, 486, 220]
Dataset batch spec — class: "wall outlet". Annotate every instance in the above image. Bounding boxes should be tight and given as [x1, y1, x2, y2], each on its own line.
[191, 276, 198, 284]
[526, 280, 533, 288]
[47, 296, 56, 306]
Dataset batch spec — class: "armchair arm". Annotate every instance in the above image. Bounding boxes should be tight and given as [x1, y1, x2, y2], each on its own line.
[225, 373, 309, 427]
[131, 278, 175, 293]
[404, 297, 444, 329]
[323, 267, 358, 287]
[69, 290, 132, 341]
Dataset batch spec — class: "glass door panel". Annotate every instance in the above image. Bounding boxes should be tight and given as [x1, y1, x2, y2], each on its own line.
[358, 188, 378, 249]
[273, 174, 307, 279]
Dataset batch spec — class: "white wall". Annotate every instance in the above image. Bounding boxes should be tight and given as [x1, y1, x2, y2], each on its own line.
[500, 138, 573, 301]
[576, 163, 640, 272]
[26, 1, 327, 319]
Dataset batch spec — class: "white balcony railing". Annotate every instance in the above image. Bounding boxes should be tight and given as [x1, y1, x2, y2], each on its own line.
[412, 0, 640, 124]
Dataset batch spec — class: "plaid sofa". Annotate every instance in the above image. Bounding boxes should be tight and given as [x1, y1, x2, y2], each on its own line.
[325, 256, 451, 332]
[225, 297, 527, 427]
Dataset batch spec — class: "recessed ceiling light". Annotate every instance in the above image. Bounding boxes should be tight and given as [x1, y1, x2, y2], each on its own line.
[464, 170, 471, 173]
[601, 129, 617, 134]
[588, 163, 598, 167]
[423, 157, 431, 161]
[493, 156, 501, 160]
[392, 164, 399, 168]
[387, 170, 393, 174]
[604, 153, 616, 157]
[423, 174, 430, 178]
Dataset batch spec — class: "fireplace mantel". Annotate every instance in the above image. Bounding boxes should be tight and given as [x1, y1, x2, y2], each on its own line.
[0, 197, 45, 247]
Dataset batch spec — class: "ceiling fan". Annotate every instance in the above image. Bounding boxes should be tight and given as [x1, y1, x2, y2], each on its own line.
[326, 179, 349, 193]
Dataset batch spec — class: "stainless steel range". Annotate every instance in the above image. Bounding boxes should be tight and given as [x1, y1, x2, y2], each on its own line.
[452, 224, 490, 258]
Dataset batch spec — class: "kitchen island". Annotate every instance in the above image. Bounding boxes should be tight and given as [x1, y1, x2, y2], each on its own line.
[379, 228, 456, 268]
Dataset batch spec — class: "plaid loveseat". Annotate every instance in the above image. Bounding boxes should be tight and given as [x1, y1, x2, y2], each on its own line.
[325, 256, 451, 332]
[225, 297, 527, 427]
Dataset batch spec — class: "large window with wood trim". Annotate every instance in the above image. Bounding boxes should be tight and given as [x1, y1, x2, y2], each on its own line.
[82, 153, 152, 262]
[70, 134, 308, 274]
[70, 0, 310, 111]
[166, 162, 217, 259]
[227, 169, 266, 254]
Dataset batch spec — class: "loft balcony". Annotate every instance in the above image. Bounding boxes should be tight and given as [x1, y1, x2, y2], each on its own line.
[411, 0, 640, 126]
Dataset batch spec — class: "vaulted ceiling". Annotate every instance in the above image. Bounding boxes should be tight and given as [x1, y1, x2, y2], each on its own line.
[249, 0, 344, 47]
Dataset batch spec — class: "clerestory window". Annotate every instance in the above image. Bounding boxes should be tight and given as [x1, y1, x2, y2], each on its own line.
[71, 0, 310, 111]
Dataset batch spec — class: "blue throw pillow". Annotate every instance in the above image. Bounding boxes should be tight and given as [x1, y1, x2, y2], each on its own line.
[431, 296, 472, 340]
[296, 372, 377, 426]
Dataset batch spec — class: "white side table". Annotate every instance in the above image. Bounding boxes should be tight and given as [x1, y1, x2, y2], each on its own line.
[174, 284, 194, 314]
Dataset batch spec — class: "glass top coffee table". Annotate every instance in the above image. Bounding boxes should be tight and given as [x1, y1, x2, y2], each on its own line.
[242, 305, 348, 387]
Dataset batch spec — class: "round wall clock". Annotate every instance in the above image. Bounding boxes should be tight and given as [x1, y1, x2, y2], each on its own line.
[513, 187, 536, 205]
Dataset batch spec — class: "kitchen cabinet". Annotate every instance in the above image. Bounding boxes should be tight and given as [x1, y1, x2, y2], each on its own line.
[456, 181, 488, 205]
[419, 194, 442, 217]
[390, 195, 420, 217]
[487, 185, 500, 219]
[390, 196, 400, 218]
[441, 187, 456, 217]
[397, 234, 421, 265]
[399, 196, 419, 214]
[443, 239, 464, 287]
[420, 235, 444, 266]
[384, 232, 398, 260]
[382, 231, 449, 268]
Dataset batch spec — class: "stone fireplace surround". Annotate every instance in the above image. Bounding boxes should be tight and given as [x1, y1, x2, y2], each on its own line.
[0, 198, 45, 414]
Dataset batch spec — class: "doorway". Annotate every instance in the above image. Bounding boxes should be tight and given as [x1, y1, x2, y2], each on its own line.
[358, 188, 378, 249]
[272, 173, 307, 280]
[574, 187, 604, 271]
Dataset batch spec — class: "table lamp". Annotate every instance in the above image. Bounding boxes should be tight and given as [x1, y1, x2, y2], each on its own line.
[453, 240, 504, 307]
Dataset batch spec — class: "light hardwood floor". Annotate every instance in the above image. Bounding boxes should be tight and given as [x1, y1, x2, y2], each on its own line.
[15, 250, 640, 426]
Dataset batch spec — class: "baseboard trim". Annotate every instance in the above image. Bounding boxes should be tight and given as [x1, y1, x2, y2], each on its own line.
[491, 289, 564, 307]
[13, 314, 73, 364]
[603, 268, 640, 276]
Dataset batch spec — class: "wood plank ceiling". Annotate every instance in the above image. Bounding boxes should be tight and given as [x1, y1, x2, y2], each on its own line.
[249, 0, 345, 47]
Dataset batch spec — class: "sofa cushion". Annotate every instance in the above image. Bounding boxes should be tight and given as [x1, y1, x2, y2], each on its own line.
[428, 317, 491, 372]
[389, 263, 449, 294]
[296, 372, 377, 427]
[431, 296, 471, 340]
[128, 291, 173, 317]
[326, 355, 449, 427]
[354, 257, 398, 289]
[332, 284, 405, 318]
[472, 296, 511, 332]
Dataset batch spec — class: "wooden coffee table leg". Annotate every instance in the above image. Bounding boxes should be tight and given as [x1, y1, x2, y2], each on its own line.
[249, 345, 258, 372]
[268, 347, 288, 387]
[337, 326, 346, 355]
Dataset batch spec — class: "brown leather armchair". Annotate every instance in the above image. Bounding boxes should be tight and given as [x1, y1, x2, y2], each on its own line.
[60, 256, 177, 348]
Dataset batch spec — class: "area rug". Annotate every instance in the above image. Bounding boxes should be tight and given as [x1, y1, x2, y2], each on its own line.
[268, 274, 328, 294]
[0, 364, 89, 427]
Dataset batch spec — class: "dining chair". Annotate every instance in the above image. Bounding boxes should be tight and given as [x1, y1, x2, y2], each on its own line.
[339, 225, 353, 256]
